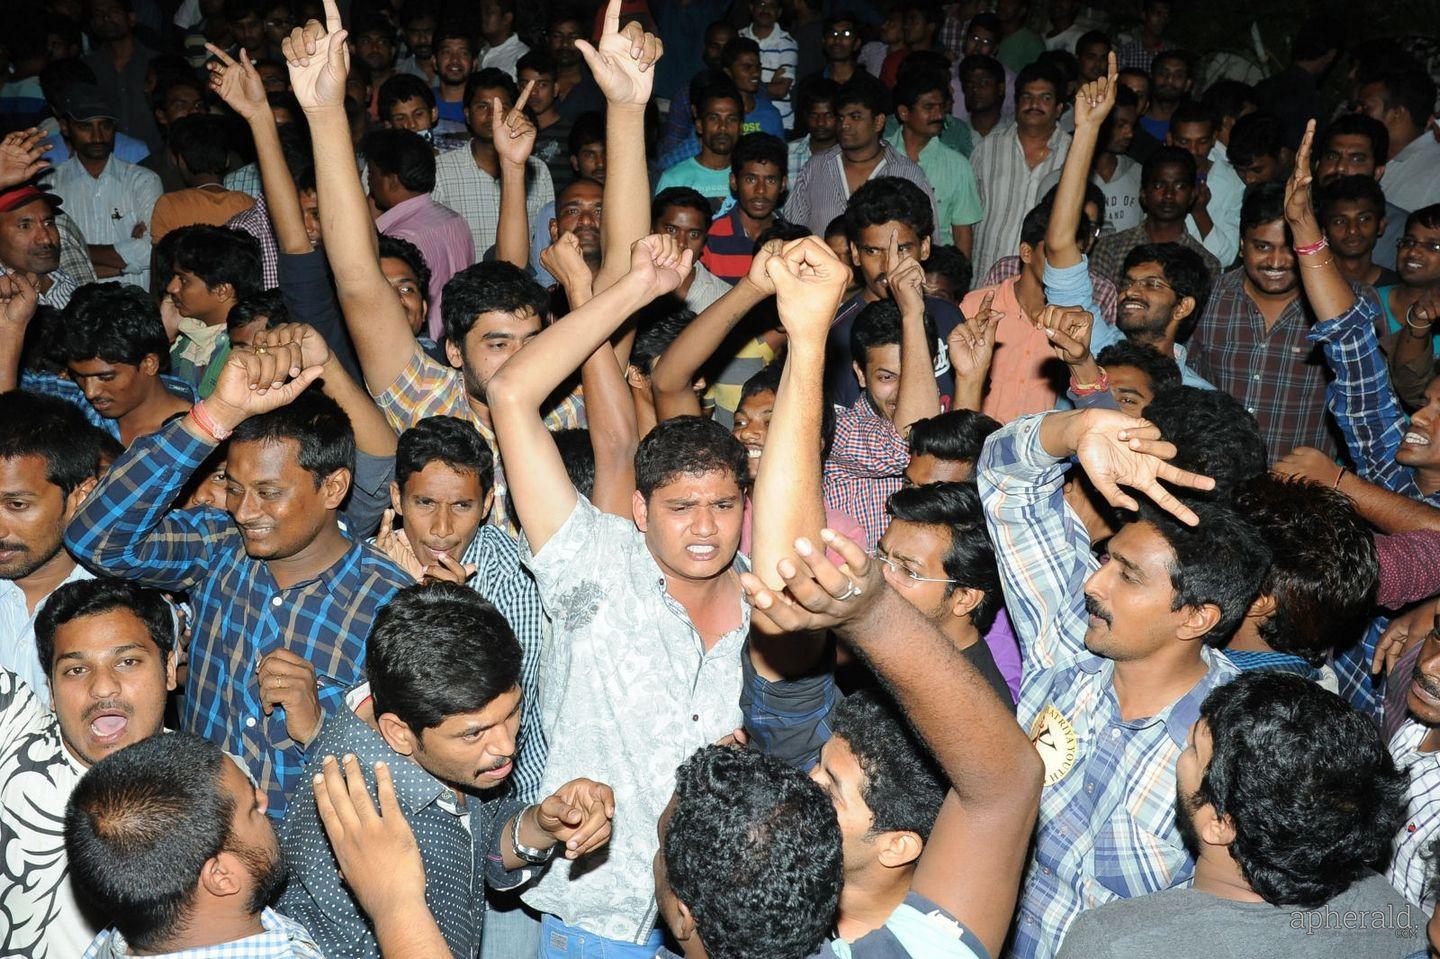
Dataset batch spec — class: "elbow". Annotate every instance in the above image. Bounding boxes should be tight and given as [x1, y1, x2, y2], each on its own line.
[483, 367, 529, 411]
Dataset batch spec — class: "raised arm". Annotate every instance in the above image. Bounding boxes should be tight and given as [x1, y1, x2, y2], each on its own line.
[1286, 121, 1356, 322]
[285, 3, 417, 395]
[650, 243, 777, 421]
[740, 532, 1042, 958]
[0, 128, 50, 191]
[946, 289, 1001, 412]
[494, 82, 538, 270]
[580, 0, 664, 294]
[542, 233, 639, 517]
[488, 236, 691, 551]
[888, 230, 942, 434]
[208, 45, 311, 255]
[0, 273, 38, 392]
[1047, 52, 1116, 270]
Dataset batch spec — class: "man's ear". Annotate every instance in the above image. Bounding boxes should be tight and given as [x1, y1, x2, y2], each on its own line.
[852, 360, 868, 391]
[673, 898, 699, 945]
[389, 481, 402, 514]
[1176, 603, 1222, 643]
[65, 476, 99, 517]
[377, 712, 418, 756]
[632, 489, 649, 531]
[1171, 295, 1196, 324]
[875, 829, 923, 869]
[948, 586, 984, 622]
[197, 851, 248, 900]
[320, 468, 352, 510]
[444, 337, 464, 370]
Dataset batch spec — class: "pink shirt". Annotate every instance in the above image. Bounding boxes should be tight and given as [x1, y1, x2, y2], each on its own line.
[740, 498, 866, 567]
[376, 193, 476, 340]
[960, 276, 1061, 424]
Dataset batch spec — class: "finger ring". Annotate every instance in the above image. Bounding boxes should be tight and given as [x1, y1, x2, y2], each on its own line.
[836, 581, 862, 601]
[253, 346, 268, 355]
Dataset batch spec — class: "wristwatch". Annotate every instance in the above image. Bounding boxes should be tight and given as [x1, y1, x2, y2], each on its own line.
[510, 805, 558, 865]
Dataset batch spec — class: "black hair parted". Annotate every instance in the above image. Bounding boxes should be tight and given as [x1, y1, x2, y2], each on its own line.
[229, 385, 355, 489]
[849, 299, 939, 371]
[367, 582, 521, 732]
[1195, 671, 1406, 908]
[0, 389, 104, 496]
[885, 481, 1002, 631]
[1135, 497, 1271, 645]
[64, 732, 234, 952]
[665, 744, 842, 959]
[729, 132, 788, 180]
[61, 282, 171, 369]
[1121, 242, 1212, 326]
[1232, 474, 1377, 664]
[1142, 384, 1266, 500]
[907, 408, 999, 464]
[843, 176, 934, 245]
[634, 416, 747, 500]
[441, 260, 548, 346]
[396, 415, 494, 495]
[1239, 180, 1288, 238]
[830, 688, 946, 839]
[35, 577, 176, 676]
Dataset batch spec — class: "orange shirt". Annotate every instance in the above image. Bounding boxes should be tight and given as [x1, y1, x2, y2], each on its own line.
[150, 186, 256, 244]
[960, 276, 1064, 424]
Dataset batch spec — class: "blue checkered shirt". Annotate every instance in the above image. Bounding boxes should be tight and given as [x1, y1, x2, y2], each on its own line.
[64, 418, 410, 818]
[82, 908, 322, 958]
[1309, 299, 1439, 720]
[462, 525, 548, 804]
[978, 414, 1238, 959]
[19, 370, 196, 439]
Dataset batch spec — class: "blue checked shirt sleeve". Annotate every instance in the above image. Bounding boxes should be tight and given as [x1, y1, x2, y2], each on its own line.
[1310, 297, 1413, 491]
[978, 414, 1094, 673]
[64, 417, 229, 591]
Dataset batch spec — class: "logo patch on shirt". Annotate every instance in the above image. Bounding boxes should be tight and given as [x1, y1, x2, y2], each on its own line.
[1029, 704, 1078, 786]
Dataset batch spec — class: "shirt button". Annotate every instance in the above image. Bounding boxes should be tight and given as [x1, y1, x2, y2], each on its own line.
[692, 714, 700, 722]
[1252, 373, 1261, 381]
[271, 596, 283, 607]
[246, 716, 257, 728]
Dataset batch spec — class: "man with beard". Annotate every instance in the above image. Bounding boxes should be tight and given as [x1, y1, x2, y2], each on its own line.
[278, 583, 615, 959]
[700, 132, 788, 283]
[1091, 147, 1221, 286]
[0, 392, 103, 704]
[430, 22, 475, 128]
[394, 3, 436, 84]
[80, 0, 161, 152]
[0, 578, 178, 957]
[1138, 49, 1191, 142]
[352, 12, 400, 118]
[656, 73, 745, 213]
[432, 68, 555, 259]
[65, 348, 411, 819]
[66, 732, 320, 958]
[895, 70, 983, 257]
[1057, 673, 1417, 958]
[0, 183, 76, 309]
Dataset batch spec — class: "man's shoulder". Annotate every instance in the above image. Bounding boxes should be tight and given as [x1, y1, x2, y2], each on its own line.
[1061, 887, 1205, 955]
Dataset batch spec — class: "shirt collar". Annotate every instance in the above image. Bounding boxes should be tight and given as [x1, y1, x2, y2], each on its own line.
[1081, 647, 1233, 747]
[375, 192, 433, 229]
[92, 907, 312, 958]
[328, 701, 452, 814]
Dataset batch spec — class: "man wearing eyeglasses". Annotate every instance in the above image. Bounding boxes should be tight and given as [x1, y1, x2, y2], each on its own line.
[873, 482, 1015, 707]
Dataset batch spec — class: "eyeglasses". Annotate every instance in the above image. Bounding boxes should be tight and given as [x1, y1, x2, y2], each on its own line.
[871, 548, 958, 588]
[1118, 276, 1174, 293]
[1399, 236, 1440, 255]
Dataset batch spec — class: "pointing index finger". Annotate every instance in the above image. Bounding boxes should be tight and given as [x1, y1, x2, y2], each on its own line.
[322, 0, 342, 34]
[601, 0, 621, 36]
[514, 78, 535, 115]
[206, 42, 238, 67]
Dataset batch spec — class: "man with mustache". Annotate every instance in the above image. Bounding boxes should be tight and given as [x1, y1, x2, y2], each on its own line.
[0, 183, 76, 308]
[895, 70, 983, 258]
[0, 578, 179, 957]
[67, 732, 319, 957]
[0, 392, 104, 705]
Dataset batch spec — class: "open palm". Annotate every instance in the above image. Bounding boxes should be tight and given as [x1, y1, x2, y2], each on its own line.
[1072, 412, 1211, 524]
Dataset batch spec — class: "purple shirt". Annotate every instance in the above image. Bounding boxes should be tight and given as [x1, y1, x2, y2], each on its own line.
[983, 606, 1023, 704]
[375, 193, 476, 340]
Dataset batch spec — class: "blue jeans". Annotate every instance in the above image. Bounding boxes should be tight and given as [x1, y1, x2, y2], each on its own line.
[538, 914, 665, 959]
[481, 887, 541, 959]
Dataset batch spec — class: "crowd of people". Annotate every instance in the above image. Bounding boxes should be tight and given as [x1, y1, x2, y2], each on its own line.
[1, 0, 1439, 956]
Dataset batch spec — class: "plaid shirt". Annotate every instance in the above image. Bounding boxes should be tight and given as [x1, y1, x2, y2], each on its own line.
[83, 908, 323, 959]
[432, 145, 554, 257]
[19, 370, 195, 439]
[373, 346, 586, 537]
[226, 192, 280, 289]
[64, 418, 410, 819]
[462, 526, 548, 803]
[1389, 719, 1440, 909]
[1188, 270, 1339, 461]
[978, 414, 1238, 959]
[984, 254, 1119, 327]
[1088, 224, 1221, 289]
[822, 396, 910, 550]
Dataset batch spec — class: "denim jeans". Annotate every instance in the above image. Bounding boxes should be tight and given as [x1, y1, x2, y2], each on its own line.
[538, 914, 665, 959]
[481, 887, 541, 959]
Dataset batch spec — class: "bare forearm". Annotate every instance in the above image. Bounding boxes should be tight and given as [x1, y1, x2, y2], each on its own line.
[252, 108, 309, 253]
[571, 279, 639, 516]
[1337, 470, 1440, 533]
[596, 104, 649, 292]
[88, 244, 126, 270]
[371, 897, 450, 959]
[651, 280, 767, 399]
[1046, 124, 1101, 268]
[0, 326, 23, 391]
[496, 163, 530, 269]
[1291, 217, 1355, 321]
[950, 223, 973, 258]
[752, 339, 826, 589]
[894, 308, 941, 433]
[322, 359, 398, 456]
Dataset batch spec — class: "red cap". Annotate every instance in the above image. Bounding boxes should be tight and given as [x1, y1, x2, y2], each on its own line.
[0, 185, 62, 214]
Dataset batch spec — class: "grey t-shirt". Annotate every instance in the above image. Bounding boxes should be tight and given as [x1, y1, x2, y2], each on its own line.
[1055, 873, 1425, 959]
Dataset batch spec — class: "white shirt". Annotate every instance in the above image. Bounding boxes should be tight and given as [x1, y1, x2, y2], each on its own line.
[1185, 143, 1243, 267]
[0, 563, 93, 708]
[685, 261, 731, 314]
[740, 24, 798, 129]
[432, 146, 554, 258]
[0, 667, 95, 957]
[1389, 718, 1440, 908]
[969, 121, 1071, 277]
[480, 33, 529, 80]
[49, 154, 162, 290]
[1096, 154, 1143, 234]
[520, 497, 749, 943]
[1381, 131, 1440, 214]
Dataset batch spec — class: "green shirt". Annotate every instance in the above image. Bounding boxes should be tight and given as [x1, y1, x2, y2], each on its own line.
[910, 135, 983, 233]
[884, 114, 973, 157]
[655, 157, 733, 212]
[997, 27, 1046, 72]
